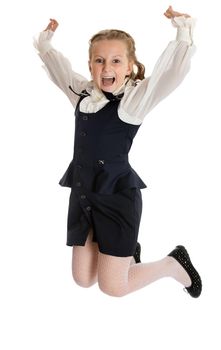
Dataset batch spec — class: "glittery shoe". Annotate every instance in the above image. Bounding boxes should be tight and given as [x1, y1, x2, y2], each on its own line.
[168, 245, 202, 298]
[133, 242, 141, 263]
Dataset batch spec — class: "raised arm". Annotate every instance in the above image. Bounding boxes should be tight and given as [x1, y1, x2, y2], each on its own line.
[119, 7, 196, 125]
[34, 19, 88, 107]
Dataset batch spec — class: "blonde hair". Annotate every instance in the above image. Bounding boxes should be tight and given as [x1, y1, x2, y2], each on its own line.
[89, 29, 145, 81]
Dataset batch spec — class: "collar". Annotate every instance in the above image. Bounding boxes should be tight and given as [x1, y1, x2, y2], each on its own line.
[69, 78, 136, 101]
[101, 90, 124, 101]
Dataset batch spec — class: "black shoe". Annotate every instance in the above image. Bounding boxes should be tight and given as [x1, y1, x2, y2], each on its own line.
[133, 242, 141, 263]
[168, 245, 202, 298]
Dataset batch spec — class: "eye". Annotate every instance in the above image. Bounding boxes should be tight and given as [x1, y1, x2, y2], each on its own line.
[113, 59, 121, 64]
[95, 58, 104, 63]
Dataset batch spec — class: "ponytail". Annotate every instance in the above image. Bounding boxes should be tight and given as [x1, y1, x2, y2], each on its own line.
[131, 60, 145, 81]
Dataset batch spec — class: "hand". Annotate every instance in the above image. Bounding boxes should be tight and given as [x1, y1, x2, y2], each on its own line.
[44, 18, 59, 32]
[164, 5, 190, 19]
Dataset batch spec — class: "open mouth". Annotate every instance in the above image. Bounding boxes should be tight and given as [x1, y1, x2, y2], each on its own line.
[102, 77, 115, 87]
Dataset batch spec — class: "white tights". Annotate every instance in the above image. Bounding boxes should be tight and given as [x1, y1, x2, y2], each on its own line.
[72, 230, 191, 297]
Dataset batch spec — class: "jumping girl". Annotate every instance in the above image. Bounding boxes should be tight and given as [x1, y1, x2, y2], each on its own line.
[34, 6, 202, 297]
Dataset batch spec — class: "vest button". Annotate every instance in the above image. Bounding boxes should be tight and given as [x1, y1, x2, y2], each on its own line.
[76, 182, 81, 187]
[98, 159, 105, 165]
[82, 116, 88, 121]
[86, 206, 91, 211]
[80, 194, 86, 200]
[80, 131, 87, 136]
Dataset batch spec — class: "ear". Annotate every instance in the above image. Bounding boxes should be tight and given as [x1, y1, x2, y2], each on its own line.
[127, 61, 134, 76]
[88, 60, 92, 73]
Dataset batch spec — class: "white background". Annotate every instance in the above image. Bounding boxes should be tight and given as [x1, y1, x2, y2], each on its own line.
[0, 0, 220, 349]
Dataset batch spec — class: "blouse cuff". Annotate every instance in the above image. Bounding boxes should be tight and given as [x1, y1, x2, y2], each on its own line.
[33, 30, 54, 55]
[171, 16, 196, 45]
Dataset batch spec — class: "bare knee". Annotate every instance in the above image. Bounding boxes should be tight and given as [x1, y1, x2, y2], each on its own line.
[71, 232, 98, 288]
[72, 255, 97, 288]
[72, 270, 96, 288]
[97, 253, 131, 297]
[98, 280, 127, 297]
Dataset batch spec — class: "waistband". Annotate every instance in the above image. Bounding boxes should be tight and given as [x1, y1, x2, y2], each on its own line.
[73, 154, 129, 167]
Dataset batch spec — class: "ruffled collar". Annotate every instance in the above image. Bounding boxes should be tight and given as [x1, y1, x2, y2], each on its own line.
[69, 78, 136, 102]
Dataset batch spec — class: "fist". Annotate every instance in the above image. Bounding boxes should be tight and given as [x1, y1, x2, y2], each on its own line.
[164, 6, 190, 19]
[44, 18, 59, 32]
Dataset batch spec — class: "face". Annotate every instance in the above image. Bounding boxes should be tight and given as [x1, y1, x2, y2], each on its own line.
[89, 39, 133, 93]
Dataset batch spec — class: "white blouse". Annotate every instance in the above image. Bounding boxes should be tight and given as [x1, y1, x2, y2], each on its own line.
[34, 16, 196, 125]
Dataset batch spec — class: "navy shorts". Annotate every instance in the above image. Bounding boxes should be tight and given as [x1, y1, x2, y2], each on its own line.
[66, 188, 143, 257]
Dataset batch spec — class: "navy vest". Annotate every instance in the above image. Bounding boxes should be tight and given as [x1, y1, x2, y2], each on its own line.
[59, 92, 146, 194]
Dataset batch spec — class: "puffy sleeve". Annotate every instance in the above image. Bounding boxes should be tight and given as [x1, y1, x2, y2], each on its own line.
[119, 16, 196, 125]
[33, 30, 89, 107]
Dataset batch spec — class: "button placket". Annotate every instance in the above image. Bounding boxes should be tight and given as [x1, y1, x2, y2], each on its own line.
[75, 125, 87, 189]
[75, 113, 93, 214]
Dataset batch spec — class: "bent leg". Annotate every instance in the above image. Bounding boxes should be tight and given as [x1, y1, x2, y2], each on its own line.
[72, 229, 99, 288]
[98, 253, 191, 297]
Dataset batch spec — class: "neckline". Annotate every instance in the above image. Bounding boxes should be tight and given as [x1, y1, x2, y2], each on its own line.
[101, 90, 124, 101]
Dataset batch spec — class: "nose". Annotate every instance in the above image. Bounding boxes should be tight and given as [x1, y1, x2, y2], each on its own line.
[103, 61, 112, 72]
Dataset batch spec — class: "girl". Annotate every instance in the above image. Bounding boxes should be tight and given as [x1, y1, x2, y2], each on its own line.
[34, 6, 202, 298]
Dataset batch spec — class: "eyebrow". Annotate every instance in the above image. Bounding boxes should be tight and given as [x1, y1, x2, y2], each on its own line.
[93, 54, 123, 58]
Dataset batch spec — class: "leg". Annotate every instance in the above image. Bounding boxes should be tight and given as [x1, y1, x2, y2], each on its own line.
[72, 229, 99, 288]
[98, 252, 191, 297]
